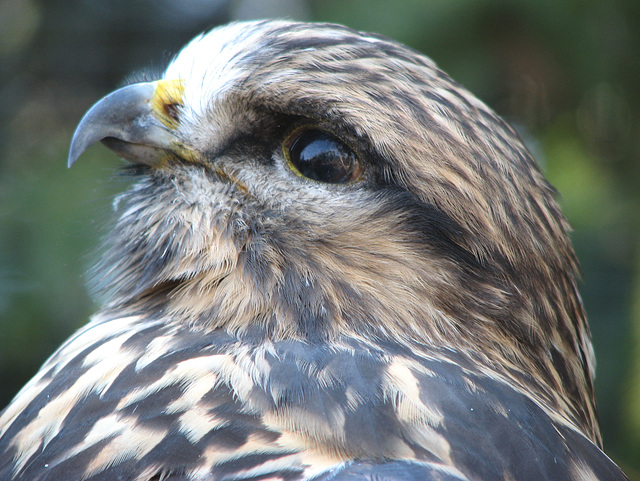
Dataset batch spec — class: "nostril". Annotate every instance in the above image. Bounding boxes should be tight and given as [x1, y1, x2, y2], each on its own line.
[164, 102, 181, 124]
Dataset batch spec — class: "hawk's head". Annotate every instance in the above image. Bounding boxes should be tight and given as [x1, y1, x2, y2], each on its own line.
[70, 21, 595, 443]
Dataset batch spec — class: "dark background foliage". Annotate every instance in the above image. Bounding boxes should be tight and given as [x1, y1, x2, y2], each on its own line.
[1, 0, 638, 476]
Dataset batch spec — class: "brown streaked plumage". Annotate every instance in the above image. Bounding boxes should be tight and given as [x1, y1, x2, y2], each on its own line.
[0, 20, 627, 480]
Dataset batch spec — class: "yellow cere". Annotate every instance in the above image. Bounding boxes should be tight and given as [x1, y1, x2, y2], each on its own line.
[151, 79, 186, 129]
[150, 79, 200, 165]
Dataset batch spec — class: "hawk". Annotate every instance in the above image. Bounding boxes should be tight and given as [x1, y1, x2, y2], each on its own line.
[0, 20, 628, 481]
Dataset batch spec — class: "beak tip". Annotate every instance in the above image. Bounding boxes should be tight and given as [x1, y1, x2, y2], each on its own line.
[67, 144, 80, 168]
[67, 128, 90, 168]
[67, 155, 77, 169]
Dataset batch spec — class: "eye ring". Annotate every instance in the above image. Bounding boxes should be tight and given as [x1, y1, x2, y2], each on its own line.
[282, 127, 363, 184]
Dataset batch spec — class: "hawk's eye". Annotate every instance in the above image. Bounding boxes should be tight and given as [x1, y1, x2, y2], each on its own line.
[283, 128, 362, 184]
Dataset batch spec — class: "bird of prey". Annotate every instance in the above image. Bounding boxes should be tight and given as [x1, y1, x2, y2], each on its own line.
[0, 20, 628, 481]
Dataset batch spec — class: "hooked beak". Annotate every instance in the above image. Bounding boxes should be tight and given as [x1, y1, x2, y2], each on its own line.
[68, 80, 192, 168]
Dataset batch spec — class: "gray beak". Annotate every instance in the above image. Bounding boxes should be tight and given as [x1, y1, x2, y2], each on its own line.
[68, 81, 184, 168]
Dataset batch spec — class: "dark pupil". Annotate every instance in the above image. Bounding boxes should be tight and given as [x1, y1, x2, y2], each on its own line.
[289, 130, 359, 183]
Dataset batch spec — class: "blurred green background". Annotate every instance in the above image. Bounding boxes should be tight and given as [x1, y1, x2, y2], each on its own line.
[0, 0, 638, 476]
